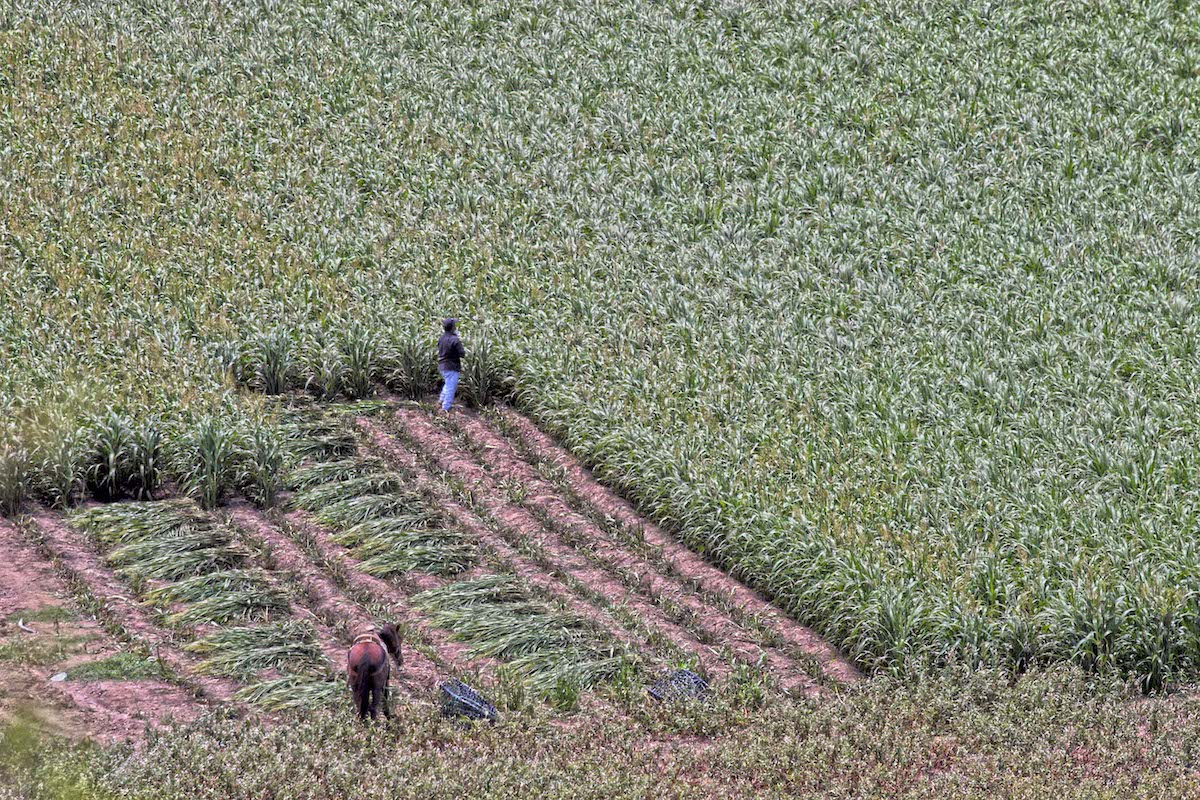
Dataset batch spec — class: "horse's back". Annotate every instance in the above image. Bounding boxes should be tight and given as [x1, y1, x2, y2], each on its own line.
[348, 640, 388, 673]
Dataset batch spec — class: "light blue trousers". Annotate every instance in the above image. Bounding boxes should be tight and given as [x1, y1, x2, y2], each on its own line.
[439, 369, 460, 411]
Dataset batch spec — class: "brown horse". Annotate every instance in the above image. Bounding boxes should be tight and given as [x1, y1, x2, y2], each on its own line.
[346, 623, 403, 720]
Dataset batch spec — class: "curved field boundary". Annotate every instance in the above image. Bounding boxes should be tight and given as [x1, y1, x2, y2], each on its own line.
[495, 407, 862, 685]
[385, 410, 820, 693]
[25, 512, 242, 705]
[355, 417, 713, 678]
[227, 503, 492, 692]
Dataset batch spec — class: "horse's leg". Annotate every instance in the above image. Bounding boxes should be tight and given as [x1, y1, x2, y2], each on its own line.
[381, 662, 391, 719]
[371, 681, 385, 720]
[350, 665, 370, 721]
[367, 675, 379, 720]
[357, 683, 370, 720]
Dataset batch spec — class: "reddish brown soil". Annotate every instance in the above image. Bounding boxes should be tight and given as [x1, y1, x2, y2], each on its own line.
[495, 407, 861, 685]
[448, 411, 822, 694]
[0, 520, 72, 621]
[362, 414, 735, 681]
[227, 504, 367, 666]
[27, 512, 241, 704]
[0, 518, 206, 744]
[45, 679, 201, 743]
[355, 417, 691, 675]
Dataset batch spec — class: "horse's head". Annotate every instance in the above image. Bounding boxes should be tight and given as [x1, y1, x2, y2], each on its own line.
[378, 622, 403, 668]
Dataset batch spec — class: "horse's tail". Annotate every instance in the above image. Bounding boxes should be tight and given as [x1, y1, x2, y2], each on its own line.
[351, 666, 372, 719]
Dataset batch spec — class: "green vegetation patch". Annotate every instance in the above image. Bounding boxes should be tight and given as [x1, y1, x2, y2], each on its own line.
[334, 518, 473, 579]
[71, 501, 211, 548]
[0, 634, 91, 667]
[72, 500, 248, 584]
[5, 607, 77, 626]
[290, 472, 408, 511]
[143, 570, 290, 626]
[72, 503, 287, 627]
[67, 652, 167, 682]
[415, 575, 631, 701]
[286, 459, 380, 491]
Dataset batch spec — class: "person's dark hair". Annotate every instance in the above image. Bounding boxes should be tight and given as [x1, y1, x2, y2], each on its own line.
[443, 318, 457, 332]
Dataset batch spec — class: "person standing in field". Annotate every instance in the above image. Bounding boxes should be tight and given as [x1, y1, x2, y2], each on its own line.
[437, 318, 465, 414]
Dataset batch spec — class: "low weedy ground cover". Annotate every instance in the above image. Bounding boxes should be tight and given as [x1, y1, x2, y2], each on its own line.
[4, 607, 76, 626]
[66, 652, 167, 682]
[6, 668, 1200, 799]
[0, 634, 91, 667]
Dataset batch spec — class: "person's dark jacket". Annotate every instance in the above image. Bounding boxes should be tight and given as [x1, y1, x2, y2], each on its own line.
[438, 332, 465, 372]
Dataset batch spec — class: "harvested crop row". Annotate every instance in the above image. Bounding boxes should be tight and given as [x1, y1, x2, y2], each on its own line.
[285, 467, 469, 591]
[25, 512, 240, 705]
[446, 409, 825, 694]
[354, 417, 714, 679]
[64, 501, 350, 711]
[389, 410, 804, 689]
[413, 575, 629, 699]
[227, 503, 464, 692]
[494, 407, 863, 685]
[275, 436, 509, 686]
[218, 527, 350, 686]
[371, 413, 754, 680]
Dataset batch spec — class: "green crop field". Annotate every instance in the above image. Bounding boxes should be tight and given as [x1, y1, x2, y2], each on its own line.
[3, 0, 1200, 751]
[5, 0, 1200, 686]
